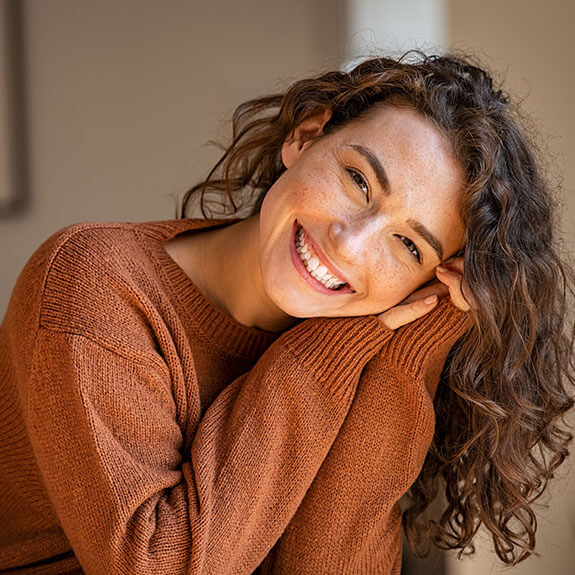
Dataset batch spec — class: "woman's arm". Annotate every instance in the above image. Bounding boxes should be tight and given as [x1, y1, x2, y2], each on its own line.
[24, 313, 393, 575]
[254, 299, 471, 574]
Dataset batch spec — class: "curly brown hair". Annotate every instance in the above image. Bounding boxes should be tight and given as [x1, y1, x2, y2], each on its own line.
[179, 52, 575, 565]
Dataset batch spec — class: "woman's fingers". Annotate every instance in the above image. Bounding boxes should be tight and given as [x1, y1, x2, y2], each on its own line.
[377, 294, 438, 331]
[442, 256, 465, 274]
[435, 261, 473, 312]
[401, 279, 449, 304]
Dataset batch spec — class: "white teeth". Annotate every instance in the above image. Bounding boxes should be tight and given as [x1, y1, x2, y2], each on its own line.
[295, 228, 346, 290]
[307, 256, 320, 271]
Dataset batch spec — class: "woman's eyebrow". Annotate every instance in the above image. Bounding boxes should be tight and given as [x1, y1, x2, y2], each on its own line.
[408, 219, 444, 261]
[347, 144, 389, 193]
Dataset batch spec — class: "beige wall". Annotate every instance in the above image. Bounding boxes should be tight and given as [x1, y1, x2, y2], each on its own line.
[447, 1, 575, 574]
[0, 0, 343, 314]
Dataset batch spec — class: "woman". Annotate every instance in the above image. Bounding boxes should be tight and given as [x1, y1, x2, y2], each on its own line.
[0, 53, 573, 574]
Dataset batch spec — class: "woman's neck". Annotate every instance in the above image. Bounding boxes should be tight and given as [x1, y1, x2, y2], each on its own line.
[167, 216, 297, 333]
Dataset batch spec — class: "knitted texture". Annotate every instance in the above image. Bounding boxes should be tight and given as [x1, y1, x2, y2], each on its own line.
[0, 219, 471, 574]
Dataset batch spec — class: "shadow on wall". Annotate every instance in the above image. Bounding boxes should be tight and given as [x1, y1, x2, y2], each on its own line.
[402, 539, 445, 575]
[0, 0, 28, 218]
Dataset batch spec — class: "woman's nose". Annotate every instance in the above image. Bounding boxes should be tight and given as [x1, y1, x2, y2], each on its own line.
[328, 217, 384, 263]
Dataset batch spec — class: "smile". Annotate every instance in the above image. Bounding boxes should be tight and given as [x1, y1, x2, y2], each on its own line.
[295, 228, 346, 289]
[291, 222, 353, 294]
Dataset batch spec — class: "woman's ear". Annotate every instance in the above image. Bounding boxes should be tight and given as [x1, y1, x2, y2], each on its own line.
[281, 108, 333, 168]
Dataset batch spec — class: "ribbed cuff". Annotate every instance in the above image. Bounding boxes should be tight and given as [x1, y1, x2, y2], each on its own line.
[385, 297, 473, 377]
[281, 315, 394, 396]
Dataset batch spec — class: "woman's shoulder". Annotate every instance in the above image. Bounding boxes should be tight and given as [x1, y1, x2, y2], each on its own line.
[6, 220, 200, 340]
[25, 218, 217, 282]
[38, 219, 206, 258]
[22, 221, 163, 291]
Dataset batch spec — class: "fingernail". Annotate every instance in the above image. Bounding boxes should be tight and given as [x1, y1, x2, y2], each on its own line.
[424, 295, 438, 305]
[436, 266, 447, 274]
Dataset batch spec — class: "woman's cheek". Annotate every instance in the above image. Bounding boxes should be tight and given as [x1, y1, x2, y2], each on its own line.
[371, 261, 421, 309]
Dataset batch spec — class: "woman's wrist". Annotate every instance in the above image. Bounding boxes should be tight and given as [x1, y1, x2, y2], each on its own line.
[280, 315, 395, 387]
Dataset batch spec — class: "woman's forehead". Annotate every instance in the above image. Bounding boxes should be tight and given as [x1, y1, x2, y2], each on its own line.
[341, 103, 448, 148]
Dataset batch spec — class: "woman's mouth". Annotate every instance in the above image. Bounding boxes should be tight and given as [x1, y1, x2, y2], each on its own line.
[290, 222, 354, 294]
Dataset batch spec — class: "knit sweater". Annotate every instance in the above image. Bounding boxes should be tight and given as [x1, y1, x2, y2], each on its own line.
[0, 219, 471, 574]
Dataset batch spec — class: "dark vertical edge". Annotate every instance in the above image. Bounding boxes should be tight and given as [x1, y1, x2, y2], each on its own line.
[0, 0, 29, 217]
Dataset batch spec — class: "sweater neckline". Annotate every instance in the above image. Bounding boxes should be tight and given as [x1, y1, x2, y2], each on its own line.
[139, 218, 280, 361]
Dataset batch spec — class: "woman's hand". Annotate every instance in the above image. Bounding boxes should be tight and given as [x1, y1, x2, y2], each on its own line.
[435, 256, 474, 312]
[377, 257, 472, 330]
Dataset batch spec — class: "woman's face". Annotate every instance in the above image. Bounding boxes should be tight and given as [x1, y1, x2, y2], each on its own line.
[257, 103, 466, 320]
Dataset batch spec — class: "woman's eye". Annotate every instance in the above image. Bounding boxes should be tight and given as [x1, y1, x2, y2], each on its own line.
[397, 235, 421, 263]
[347, 168, 369, 199]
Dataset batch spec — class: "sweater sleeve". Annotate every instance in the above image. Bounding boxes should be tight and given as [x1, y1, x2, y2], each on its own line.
[254, 298, 472, 574]
[25, 315, 394, 575]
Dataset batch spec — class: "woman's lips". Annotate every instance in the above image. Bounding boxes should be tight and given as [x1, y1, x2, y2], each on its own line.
[290, 220, 355, 295]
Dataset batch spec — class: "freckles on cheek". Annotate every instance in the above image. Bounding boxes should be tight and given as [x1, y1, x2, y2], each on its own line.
[293, 185, 313, 205]
[374, 267, 423, 306]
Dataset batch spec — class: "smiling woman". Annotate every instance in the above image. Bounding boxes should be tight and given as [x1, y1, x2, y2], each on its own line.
[253, 104, 465, 325]
[0, 52, 574, 574]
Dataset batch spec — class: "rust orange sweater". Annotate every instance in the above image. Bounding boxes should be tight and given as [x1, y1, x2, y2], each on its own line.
[0, 219, 470, 574]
